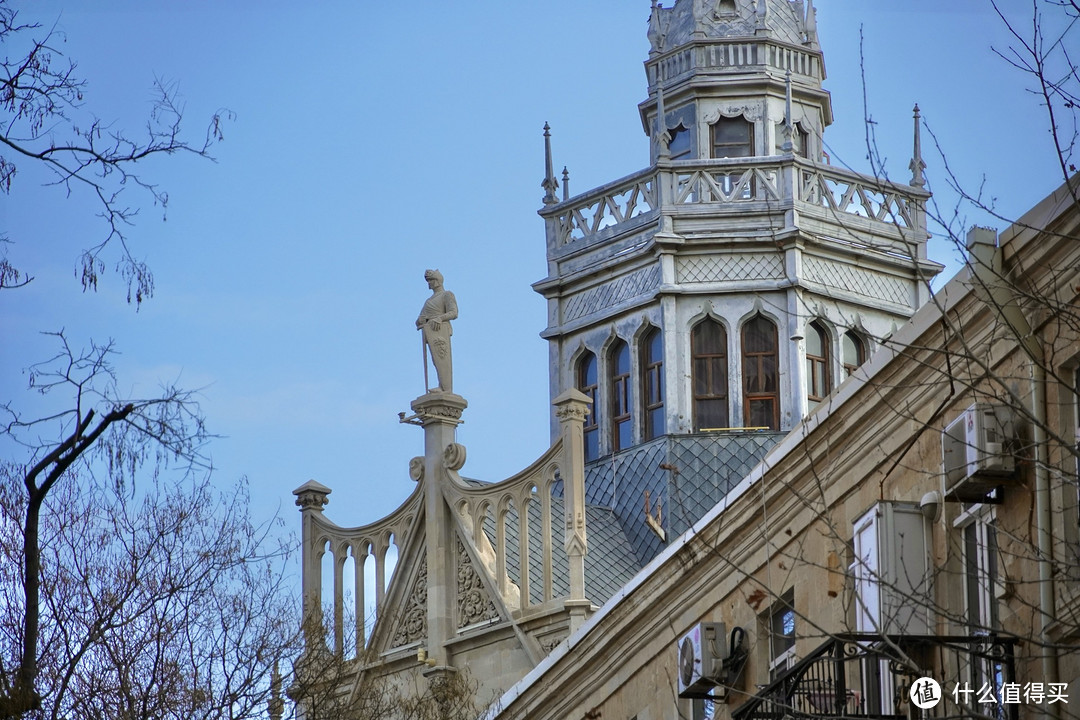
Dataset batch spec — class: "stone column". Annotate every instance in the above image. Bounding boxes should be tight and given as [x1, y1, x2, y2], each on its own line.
[293, 479, 331, 652]
[554, 388, 591, 632]
[410, 390, 468, 669]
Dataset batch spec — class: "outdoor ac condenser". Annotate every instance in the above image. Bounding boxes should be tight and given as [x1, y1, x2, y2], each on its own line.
[677, 622, 727, 698]
[942, 404, 1015, 500]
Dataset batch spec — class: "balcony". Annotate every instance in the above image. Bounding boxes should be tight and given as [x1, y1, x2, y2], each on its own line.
[733, 633, 1019, 720]
[539, 157, 929, 260]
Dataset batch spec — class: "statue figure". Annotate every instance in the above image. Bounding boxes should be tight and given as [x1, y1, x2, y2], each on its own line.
[416, 269, 458, 393]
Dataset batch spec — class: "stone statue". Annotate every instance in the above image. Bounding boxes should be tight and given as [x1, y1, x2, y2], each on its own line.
[416, 269, 458, 393]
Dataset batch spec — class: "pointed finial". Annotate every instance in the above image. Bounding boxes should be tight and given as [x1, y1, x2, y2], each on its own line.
[562, 166, 570, 202]
[268, 661, 283, 720]
[805, 0, 819, 48]
[782, 69, 794, 153]
[909, 104, 926, 188]
[542, 122, 559, 205]
[656, 82, 671, 160]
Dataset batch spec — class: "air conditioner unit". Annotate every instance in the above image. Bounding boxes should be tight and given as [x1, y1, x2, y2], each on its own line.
[942, 404, 1015, 500]
[677, 622, 727, 698]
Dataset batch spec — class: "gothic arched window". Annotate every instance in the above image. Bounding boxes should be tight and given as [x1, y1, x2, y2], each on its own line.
[842, 331, 866, 377]
[692, 318, 729, 431]
[806, 321, 830, 405]
[610, 341, 632, 452]
[641, 328, 664, 441]
[743, 315, 779, 430]
[576, 352, 599, 461]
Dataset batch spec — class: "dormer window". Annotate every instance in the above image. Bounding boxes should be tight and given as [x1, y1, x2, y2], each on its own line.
[717, 0, 737, 15]
[711, 116, 754, 159]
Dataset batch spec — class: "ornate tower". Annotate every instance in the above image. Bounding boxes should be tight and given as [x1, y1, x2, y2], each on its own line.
[535, 0, 940, 558]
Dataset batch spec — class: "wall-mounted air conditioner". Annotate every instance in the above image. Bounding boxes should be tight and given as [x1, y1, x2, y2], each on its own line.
[942, 404, 1015, 500]
[677, 622, 728, 698]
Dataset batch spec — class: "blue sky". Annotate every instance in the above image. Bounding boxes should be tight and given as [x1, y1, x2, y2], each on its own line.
[1, 1, 1065, 555]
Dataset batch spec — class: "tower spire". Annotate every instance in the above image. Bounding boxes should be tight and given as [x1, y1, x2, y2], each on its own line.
[909, 104, 926, 188]
[542, 122, 559, 205]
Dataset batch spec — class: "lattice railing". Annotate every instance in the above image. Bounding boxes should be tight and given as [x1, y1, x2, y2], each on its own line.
[799, 166, 916, 228]
[442, 441, 564, 613]
[672, 162, 782, 205]
[549, 168, 657, 246]
[542, 158, 925, 253]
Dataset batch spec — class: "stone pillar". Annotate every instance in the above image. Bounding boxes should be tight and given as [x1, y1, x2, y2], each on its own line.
[554, 388, 591, 632]
[293, 479, 331, 651]
[410, 390, 468, 667]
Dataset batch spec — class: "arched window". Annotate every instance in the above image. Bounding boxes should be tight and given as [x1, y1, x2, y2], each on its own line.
[576, 352, 599, 461]
[742, 315, 779, 430]
[692, 319, 729, 431]
[806, 321, 830, 405]
[842, 331, 866, 377]
[610, 340, 632, 452]
[641, 328, 664, 440]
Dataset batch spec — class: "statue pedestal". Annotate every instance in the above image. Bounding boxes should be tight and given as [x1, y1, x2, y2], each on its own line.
[410, 391, 468, 425]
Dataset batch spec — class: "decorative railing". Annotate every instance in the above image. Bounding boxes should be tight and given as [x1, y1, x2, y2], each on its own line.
[542, 157, 926, 253]
[548, 168, 657, 246]
[733, 633, 1019, 720]
[442, 441, 563, 612]
[799, 167, 916, 229]
[293, 480, 423, 657]
[647, 39, 822, 89]
[673, 160, 782, 205]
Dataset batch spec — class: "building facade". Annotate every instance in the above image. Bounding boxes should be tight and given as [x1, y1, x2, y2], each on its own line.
[289, 2, 1079, 718]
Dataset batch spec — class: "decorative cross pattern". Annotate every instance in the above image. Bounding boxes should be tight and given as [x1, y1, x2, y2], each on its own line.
[677, 254, 785, 284]
[562, 266, 662, 322]
[803, 256, 912, 307]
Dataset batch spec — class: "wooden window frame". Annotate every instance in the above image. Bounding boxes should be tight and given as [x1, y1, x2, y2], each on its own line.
[610, 340, 632, 452]
[641, 328, 664, 441]
[577, 352, 599, 461]
[806, 321, 830, 404]
[842, 330, 866, 377]
[742, 315, 780, 430]
[692, 319, 729, 431]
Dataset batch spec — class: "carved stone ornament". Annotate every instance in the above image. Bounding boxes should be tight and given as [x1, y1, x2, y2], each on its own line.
[391, 557, 428, 647]
[443, 442, 467, 471]
[408, 456, 425, 482]
[703, 103, 763, 124]
[456, 538, 499, 628]
[554, 403, 589, 423]
[293, 480, 331, 511]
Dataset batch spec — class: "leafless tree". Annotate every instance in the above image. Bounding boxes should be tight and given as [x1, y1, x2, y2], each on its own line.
[0, 1, 230, 304]
[0, 333, 298, 720]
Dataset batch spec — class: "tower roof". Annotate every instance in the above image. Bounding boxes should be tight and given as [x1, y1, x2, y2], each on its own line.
[649, 0, 818, 54]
